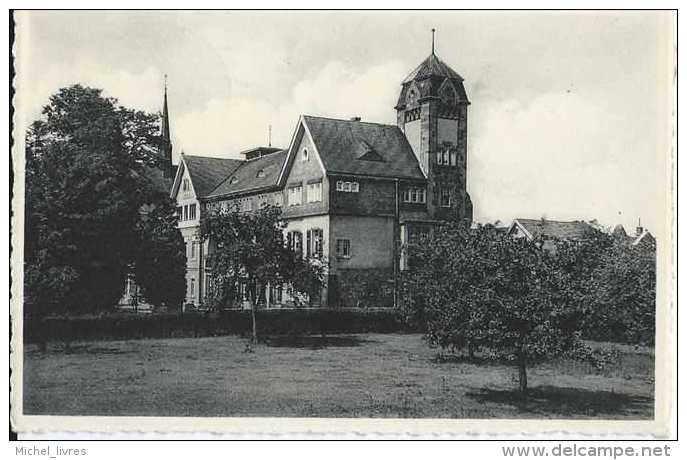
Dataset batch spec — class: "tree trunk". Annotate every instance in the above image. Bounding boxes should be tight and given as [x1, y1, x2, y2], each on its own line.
[517, 349, 528, 394]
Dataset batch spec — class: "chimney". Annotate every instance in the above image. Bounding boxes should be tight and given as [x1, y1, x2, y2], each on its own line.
[636, 218, 644, 236]
[350, 116, 361, 122]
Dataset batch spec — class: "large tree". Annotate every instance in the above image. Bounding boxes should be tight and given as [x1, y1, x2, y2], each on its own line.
[401, 223, 607, 393]
[200, 204, 326, 343]
[24, 84, 183, 317]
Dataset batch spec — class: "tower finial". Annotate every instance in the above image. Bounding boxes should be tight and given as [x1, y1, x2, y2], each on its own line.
[431, 28, 436, 54]
[164, 74, 168, 93]
[268, 124, 272, 148]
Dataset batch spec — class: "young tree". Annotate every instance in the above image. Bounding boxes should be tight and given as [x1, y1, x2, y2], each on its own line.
[24, 84, 184, 320]
[402, 223, 601, 393]
[200, 204, 325, 343]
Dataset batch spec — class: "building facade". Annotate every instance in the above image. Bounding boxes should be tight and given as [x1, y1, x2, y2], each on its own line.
[169, 49, 473, 308]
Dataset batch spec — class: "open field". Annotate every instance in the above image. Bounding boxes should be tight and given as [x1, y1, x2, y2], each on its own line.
[23, 334, 654, 418]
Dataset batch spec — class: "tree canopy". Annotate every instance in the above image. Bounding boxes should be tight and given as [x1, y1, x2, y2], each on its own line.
[24, 84, 185, 316]
[200, 204, 326, 341]
[401, 222, 614, 392]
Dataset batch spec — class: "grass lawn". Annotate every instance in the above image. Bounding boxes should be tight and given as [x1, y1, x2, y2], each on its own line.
[23, 333, 654, 419]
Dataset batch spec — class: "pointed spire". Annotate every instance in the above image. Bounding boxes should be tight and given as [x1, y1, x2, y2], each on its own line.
[431, 28, 436, 55]
[161, 74, 173, 178]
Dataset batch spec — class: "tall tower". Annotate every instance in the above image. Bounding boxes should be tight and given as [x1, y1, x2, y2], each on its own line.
[395, 31, 472, 222]
[161, 75, 174, 179]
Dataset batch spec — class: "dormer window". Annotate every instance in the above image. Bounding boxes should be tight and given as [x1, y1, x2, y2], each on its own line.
[256, 169, 265, 178]
[229, 176, 238, 184]
[301, 148, 309, 162]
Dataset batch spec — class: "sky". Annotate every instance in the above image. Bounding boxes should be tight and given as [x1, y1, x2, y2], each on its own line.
[14, 11, 674, 234]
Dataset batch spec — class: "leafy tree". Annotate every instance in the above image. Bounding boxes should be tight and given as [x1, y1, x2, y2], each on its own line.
[402, 223, 603, 393]
[24, 84, 183, 321]
[585, 239, 656, 345]
[200, 204, 326, 343]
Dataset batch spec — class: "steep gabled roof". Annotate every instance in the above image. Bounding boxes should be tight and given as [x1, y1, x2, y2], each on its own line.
[302, 115, 425, 180]
[402, 53, 464, 83]
[632, 230, 656, 247]
[512, 218, 595, 241]
[208, 150, 288, 198]
[182, 154, 244, 198]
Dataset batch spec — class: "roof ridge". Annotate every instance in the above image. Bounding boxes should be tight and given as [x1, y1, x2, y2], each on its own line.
[183, 153, 245, 162]
[303, 114, 398, 129]
[515, 217, 587, 224]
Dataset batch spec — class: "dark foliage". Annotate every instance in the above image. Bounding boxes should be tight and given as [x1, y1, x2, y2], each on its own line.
[23, 309, 411, 343]
[24, 84, 184, 318]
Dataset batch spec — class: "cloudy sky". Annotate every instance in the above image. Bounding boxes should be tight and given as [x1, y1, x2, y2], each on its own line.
[14, 11, 674, 233]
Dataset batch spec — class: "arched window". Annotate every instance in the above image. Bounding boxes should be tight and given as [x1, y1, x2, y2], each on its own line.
[302, 148, 309, 161]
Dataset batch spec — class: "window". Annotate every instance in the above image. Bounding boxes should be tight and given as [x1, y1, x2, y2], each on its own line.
[336, 180, 359, 193]
[437, 147, 457, 166]
[402, 187, 426, 204]
[440, 188, 451, 207]
[287, 231, 303, 256]
[183, 205, 188, 221]
[307, 228, 324, 258]
[190, 278, 195, 297]
[176, 206, 183, 220]
[189, 241, 195, 259]
[335, 238, 351, 258]
[274, 194, 283, 207]
[189, 204, 197, 220]
[229, 176, 238, 184]
[301, 148, 309, 161]
[288, 185, 302, 206]
[307, 182, 322, 203]
[182, 178, 190, 191]
[256, 169, 265, 178]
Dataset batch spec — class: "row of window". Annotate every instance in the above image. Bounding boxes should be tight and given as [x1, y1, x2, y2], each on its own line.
[437, 149, 459, 166]
[402, 187, 427, 204]
[336, 181, 359, 193]
[286, 229, 324, 258]
[177, 203, 197, 221]
[284, 230, 351, 259]
[287, 181, 322, 206]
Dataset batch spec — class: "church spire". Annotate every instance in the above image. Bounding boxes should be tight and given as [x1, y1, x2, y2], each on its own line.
[161, 74, 173, 178]
[431, 28, 436, 55]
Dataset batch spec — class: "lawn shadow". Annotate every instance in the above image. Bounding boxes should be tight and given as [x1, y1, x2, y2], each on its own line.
[467, 385, 653, 418]
[263, 335, 376, 350]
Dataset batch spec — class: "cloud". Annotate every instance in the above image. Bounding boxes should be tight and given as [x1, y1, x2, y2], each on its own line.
[174, 60, 406, 157]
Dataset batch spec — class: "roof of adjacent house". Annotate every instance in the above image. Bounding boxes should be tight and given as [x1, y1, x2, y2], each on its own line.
[632, 229, 656, 247]
[303, 115, 426, 180]
[182, 154, 244, 197]
[512, 218, 596, 240]
[208, 150, 288, 198]
[402, 53, 464, 83]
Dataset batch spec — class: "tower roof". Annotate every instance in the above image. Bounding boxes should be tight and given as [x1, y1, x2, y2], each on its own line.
[402, 53, 464, 84]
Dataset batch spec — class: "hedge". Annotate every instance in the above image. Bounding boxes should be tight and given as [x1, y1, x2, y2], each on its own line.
[23, 308, 415, 344]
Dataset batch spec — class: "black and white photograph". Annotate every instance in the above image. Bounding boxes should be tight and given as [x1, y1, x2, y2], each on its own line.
[9, 9, 676, 438]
